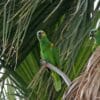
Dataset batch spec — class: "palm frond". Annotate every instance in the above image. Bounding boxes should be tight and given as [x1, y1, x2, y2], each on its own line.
[63, 46, 100, 100]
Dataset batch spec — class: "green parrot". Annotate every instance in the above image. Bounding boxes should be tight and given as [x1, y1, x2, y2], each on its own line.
[37, 30, 61, 91]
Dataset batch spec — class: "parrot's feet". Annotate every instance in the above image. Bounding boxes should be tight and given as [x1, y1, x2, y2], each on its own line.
[40, 59, 48, 68]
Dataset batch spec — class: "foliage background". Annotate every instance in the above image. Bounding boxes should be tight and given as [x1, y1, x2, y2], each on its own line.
[0, 0, 99, 99]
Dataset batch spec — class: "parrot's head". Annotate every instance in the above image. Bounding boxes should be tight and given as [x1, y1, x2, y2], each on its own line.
[89, 27, 100, 46]
[37, 30, 47, 41]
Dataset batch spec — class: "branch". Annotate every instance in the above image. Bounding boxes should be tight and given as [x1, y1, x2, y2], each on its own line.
[41, 60, 72, 87]
[0, 69, 8, 82]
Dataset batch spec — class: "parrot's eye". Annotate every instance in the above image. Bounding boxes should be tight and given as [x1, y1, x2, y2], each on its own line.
[37, 31, 43, 35]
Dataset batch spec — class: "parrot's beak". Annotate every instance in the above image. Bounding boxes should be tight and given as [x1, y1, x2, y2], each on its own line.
[37, 30, 46, 39]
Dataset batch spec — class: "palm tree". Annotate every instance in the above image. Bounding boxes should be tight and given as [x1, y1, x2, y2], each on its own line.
[64, 46, 100, 100]
[0, 0, 99, 99]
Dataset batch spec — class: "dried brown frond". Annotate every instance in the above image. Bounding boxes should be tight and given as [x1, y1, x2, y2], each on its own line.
[63, 46, 100, 100]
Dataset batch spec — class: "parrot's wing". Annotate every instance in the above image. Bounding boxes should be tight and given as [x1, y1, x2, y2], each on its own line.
[52, 45, 60, 67]
[51, 44, 62, 91]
